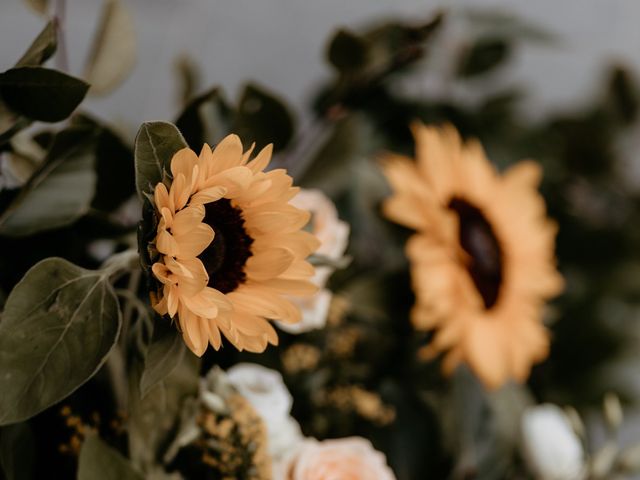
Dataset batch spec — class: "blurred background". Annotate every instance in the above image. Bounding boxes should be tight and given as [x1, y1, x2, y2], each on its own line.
[3, 0, 640, 135]
[3, 1, 640, 478]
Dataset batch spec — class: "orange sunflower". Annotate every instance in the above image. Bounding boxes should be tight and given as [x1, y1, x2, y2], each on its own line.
[150, 134, 319, 356]
[382, 123, 563, 389]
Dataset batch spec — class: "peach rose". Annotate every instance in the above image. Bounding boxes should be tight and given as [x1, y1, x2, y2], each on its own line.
[278, 437, 396, 480]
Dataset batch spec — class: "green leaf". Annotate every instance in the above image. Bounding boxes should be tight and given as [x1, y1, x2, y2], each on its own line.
[83, 0, 136, 96]
[233, 83, 294, 152]
[139, 319, 186, 398]
[175, 87, 231, 149]
[0, 67, 89, 122]
[134, 121, 187, 199]
[15, 20, 58, 67]
[0, 258, 121, 425]
[0, 126, 97, 237]
[457, 37, 511, 78]
[128, 351, 199, 471]
[327, 29, 368, 73]
[78, 434, 142, 480]
[0, 423, 35, 480]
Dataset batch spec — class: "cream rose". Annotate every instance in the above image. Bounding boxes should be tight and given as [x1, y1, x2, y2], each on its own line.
[227, 363, 302, 459]
[521, 404, 586, 480]
[278, 189, 349, 334]
[277, 437, 396, 480]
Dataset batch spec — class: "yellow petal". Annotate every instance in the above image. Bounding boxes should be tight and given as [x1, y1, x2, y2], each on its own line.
[244, 248, 295, 281]
[210, 134, 244, 174]
[245, 144, 272, 173]
[171, 148, 199, 180]
[175, 223, 215, 258]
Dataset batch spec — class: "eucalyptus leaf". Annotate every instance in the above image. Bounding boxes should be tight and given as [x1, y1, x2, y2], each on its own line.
[457, 37, 511, 78]
[22, 0, 49, 16]
[0, 67, 89, 122]
[327, 29, 368, 73]
[15, 20, 57, 67]
[0, 423, 35, 480]
[84, 0, 136, 96]
[134, 121, 187, 199]
[0, 126, 97, 237]
[233, 83, 294, 151]
[0, 258, 121, 425]
[78, 434, 143, 480]
[140, 319, 186, 398]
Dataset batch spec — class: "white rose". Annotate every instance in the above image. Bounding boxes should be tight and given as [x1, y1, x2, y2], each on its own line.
[227, 363, 302, 459]
[279, 189, 349, 334]
[276, 437, 396, 480]
[289, 188, 349, 286]
[521, 404, 586, 480]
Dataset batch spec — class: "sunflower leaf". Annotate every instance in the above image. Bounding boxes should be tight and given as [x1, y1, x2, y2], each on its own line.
[0, 126, 97, 237]
[139, 319, 186, 398]
[0, 258, 121, 425]
[0, 67, 89, 122]
[78, 434, 142, 480]
[15, 20, 58, 67]
[134, 121, 187, 200]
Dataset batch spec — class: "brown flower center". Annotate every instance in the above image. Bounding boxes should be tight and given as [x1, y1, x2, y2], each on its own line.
[198, 199, 253, 294]
[448, 198, 503, 310]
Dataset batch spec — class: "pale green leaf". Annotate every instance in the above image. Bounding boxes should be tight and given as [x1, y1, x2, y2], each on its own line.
[15, 20, 57, 67]
[78, 434, 142, 480]
[134, 121, 187, 199]
[0, 127, 96, 237]
[0, 258, 121, 425]
[84, 0, 136, 96]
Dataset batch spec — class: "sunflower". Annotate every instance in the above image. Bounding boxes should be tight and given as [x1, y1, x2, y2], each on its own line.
[149, 134, 320, 356]
[382, 123, 563, 388]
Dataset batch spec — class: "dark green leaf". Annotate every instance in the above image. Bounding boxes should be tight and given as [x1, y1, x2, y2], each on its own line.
[134, 121, 187, 199]
[233, 83, 294, 152]
[83, 0, 136, 96]
[128, 351, 199, 471]
[78, 434, 142, 480]
[0, 423, 35, 480]
[175, 87, 231, 150]
[74, 115, 135, 212]
[140, 319, 186, 398]
[15, 20, 57, 67]
[0, 67, 89, 122]
[0, 126, 97, 237]
[457, 37, 510, 78]
[327, 29, 368, 73]
[0, 258, 121, 425]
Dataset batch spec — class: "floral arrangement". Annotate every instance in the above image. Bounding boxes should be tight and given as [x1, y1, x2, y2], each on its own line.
[2, 3, 640, 480]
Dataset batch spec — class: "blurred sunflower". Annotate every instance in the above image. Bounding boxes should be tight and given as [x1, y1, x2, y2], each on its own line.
[382, 123, 563, 388]
[150, 135, 319, 355]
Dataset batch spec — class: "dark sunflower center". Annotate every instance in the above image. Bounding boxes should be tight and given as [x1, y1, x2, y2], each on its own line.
[198, 199, 253, 294]
[448, 197, 503, 310]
